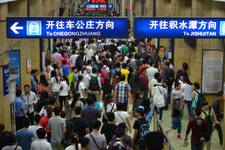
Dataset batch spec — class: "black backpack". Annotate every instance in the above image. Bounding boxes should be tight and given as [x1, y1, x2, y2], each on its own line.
[201, 108, 213, 141]
[89, 75, 100, 91]
[195, 90, 207, 108]
[165, 68, 174, 86]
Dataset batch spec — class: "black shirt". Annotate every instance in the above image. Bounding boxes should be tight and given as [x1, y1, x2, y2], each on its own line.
[145, 132, 164, 150]
[68, 117, 88, 140]
[212, 99, 221, 121]
[101, 123, 117, 144]
[133, 117, 146, 143]
[0, 131, 9, 149]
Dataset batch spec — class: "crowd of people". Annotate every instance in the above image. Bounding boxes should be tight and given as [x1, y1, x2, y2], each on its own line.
[0, 38, 223, 150]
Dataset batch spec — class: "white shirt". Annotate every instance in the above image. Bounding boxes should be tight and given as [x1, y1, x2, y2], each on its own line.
[148, 78, 158, 97]
[70, 54, 78, 67]
[83, 73, 91, 88]
[181, 83, 193, 101]
[105, 103, 117, 112]
[31, 139, 52, 150]
[146, 67, 158, 81]
[59, 81, 70, 96]
[123, 56, 129, 63]
[50, 77, 61, 92]
[28, 125, 42, 141]
[84, 48, 94, 61]
[78, 82, 86, 98]
[65, 144, 81, 150]
[172, 89, 183, 99]
[103, 65, 110, 74]
[2, 145, 22, 150]
[22, 91, 38, 113]
[114, 111, 129, 126]
[152, 84, 166, 108]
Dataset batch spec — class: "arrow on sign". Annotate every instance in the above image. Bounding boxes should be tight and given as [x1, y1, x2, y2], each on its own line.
[10, 22, 23, 34]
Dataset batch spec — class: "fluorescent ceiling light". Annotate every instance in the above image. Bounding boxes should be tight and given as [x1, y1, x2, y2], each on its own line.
[213, 0, 225, 2]
[0, 0, 16, 4]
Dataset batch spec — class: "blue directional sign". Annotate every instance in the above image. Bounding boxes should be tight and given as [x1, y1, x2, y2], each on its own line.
[7, 17, 128, 38]
[134, 17, 225, 38]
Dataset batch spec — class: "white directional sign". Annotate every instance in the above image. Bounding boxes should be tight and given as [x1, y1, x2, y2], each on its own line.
[10, 22, 23, 34]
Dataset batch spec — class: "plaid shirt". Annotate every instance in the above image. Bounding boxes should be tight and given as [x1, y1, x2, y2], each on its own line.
[115, 81, 131, 103]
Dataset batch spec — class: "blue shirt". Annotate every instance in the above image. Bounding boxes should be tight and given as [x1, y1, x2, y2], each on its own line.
[62, 65, 69, 76]
[16, 129, 33, 150]
[15, 96, 26, 117]
[192, 90, 200, 109]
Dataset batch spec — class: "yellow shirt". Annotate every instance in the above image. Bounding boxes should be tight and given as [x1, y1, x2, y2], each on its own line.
[135, 47, 138, 54]
[121, 68, 130, 83]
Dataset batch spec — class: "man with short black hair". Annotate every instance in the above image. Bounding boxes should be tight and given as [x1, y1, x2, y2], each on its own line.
[176, 62, 189, 80]
[114, 74, 132, 111]
[48, 107, 66, 150]
[85, 120, 107, 150]
[108, 127, 130, 150]
[23, 84, 38, 125]
[31, 128, 52, 150]
[68, 107, 89, 141]
[82, 95, 101, 124]
[185, 108, 207, 150]
[133, 106, 149, 150]
[28, 114, 42, 140]
[16, 118, 34, 150]
[101, 112, 117, 144]
[15, 89, 27, 130]
[88, 67, 101, 101]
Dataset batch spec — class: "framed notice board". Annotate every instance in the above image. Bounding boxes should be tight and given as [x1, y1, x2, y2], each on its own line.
[202, 49, 224, 94]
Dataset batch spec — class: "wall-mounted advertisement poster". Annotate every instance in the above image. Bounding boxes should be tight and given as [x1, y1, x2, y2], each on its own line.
[202, 49, 224, 94]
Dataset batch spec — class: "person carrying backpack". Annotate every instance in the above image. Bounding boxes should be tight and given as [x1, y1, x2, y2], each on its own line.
[108, 127, 131, 150]
[184, 108, 208, 150]
[88, 68, 101, 101]
[192, 82, 207, 110]
[201, 104, 219, 150]
[164, 60, 174, 109]
[133, 106, 150, 150]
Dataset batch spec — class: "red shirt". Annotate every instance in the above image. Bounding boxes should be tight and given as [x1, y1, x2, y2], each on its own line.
[139, 73, 149, 90]
[39, 116, 51, 133]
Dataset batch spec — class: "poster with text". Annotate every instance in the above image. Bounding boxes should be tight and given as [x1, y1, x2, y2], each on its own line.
[202, 49, 224, 93]
[8, 50, 21, 88]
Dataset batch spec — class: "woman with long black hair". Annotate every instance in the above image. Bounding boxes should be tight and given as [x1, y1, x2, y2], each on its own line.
[65, 133, 81, 150]
[50, 70, 60, 100]
[59, 75, 70, 111]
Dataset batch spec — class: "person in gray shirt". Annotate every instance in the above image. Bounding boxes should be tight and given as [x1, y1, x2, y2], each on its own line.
[48, 107, 66, 150]
[85, 120, 107, 150]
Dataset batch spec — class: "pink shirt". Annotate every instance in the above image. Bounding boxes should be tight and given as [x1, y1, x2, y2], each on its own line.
[61, 57, 71, 66]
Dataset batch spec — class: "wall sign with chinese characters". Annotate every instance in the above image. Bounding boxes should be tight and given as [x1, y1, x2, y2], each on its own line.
[7, 17, 128, 38]
[134, 17, 225, 38]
